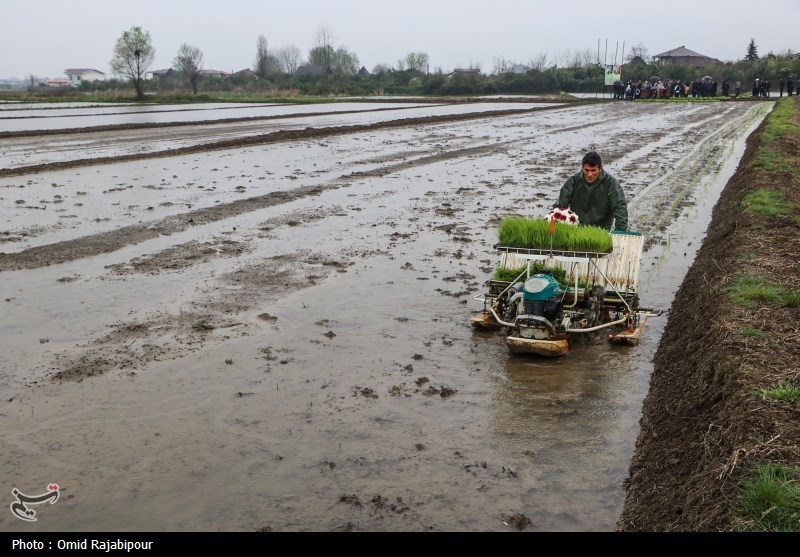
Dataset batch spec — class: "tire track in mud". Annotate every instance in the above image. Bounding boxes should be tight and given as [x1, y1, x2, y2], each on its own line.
[1, 102, 767, 272]
[42, 250, 353, 382]
[0, 183, 329, 271]
[624, 102, 773, 249]
[0, 104, 575, 177]
[0, 135, 514, 271]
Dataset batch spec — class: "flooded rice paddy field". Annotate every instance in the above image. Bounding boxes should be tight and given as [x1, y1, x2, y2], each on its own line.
[0, 98, 772, 531]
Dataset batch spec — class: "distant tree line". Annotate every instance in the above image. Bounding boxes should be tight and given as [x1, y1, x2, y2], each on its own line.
[79, 56, 800, 99]
[21, 29, 800, 99]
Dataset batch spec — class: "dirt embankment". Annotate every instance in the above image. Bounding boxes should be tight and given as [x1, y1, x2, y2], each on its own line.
[617, 97, 800, 531]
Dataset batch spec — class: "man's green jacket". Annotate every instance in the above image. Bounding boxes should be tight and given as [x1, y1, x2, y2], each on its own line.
[554, 170, 628, 231]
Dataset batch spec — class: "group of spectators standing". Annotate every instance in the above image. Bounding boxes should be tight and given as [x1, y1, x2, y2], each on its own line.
[613, 77, 728, 100]
[752, 78, 772, 97]
[612, 75, 800, 100]
[777, 76, 799, 97]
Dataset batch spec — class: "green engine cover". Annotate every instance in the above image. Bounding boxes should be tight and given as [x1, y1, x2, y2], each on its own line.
[522, 273, 565, 301]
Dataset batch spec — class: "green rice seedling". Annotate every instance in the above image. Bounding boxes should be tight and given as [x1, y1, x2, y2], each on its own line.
[497, 217, 612, 253]
[492, 266, 528, 282]
[492, 264, 567, 284]
[737, 463, 800, 531]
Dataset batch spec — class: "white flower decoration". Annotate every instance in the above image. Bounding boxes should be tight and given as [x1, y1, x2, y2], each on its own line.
[546, 207, 580, 225]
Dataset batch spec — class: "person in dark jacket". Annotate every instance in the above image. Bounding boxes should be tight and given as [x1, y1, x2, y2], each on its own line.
[553, 151, 628, 231]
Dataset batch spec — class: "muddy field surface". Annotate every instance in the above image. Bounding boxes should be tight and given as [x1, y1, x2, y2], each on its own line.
[0, 99, 772, 532]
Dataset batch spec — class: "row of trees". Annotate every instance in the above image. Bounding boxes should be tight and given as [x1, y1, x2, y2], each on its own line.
[98, 27, 800, 100]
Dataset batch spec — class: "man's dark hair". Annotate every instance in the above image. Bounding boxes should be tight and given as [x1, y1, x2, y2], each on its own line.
[582, 151, 602, 166]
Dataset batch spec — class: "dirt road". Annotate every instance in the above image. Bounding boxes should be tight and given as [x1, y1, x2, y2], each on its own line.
[0, 98, 772, 531]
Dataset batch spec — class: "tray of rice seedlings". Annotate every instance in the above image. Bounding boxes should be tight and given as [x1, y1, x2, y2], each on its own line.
[496, 217, 613, 254]
[492, 263, 567, 284]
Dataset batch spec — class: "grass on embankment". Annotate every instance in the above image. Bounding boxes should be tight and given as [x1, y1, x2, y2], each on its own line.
[731, 97, 800, 531]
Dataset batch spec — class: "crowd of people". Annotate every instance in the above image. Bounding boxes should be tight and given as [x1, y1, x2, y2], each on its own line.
[612, 75, 800, 100]
[778, 76, 798, 97]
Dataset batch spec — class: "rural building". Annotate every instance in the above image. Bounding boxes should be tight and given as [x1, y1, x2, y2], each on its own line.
[64, 68, 105, 87]
[199, 69, 230, 78]
[231, 68, 257, 78]
[652, 46, 722, 68]
[47, 78, 69, 87]
[507, 64, 532, 74]
[295, 65, 325, 76]
[148, 68, 174, 79]
[147, 68, 175, 88]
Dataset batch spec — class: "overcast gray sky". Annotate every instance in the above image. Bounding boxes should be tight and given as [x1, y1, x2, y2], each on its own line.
[3, 0, 798, 79]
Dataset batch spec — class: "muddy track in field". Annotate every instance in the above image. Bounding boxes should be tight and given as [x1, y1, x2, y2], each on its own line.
[0, 101, 771, 272]
[0, 103, 577, 177]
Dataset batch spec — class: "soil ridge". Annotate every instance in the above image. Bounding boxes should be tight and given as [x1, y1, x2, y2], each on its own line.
[618, 98, 800, 531]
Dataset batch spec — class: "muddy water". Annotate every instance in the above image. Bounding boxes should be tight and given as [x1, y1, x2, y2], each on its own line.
[0, 100, 772, 532]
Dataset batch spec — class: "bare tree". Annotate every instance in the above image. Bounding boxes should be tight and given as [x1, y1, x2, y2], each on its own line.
[567, 48, 594, 68]
[173, 43, 203, 94]
[401, 52, 429, 73]
[626, 42, 650, 63]
[333, 46, 359, 75]
[253, 35, 280, 78]
[276, 45, 302, 75]
[492, 56, 512, 75]
[109, 26, 155, 101]
[527, 53, 548, 71]
[371, 63, 391, 74]
[311, 25, 336, 74]
[254, 35, 271, 78]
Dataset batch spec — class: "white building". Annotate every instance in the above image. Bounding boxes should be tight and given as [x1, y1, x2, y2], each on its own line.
[64, 68, 106, 87]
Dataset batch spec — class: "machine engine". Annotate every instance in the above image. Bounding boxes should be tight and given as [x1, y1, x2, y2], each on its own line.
[513, 273, 565, 340]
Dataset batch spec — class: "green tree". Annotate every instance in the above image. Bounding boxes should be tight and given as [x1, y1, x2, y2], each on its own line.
[173, 44, 203, 94]
[109, 26, 155, 101]
[745, 39, 759, 61]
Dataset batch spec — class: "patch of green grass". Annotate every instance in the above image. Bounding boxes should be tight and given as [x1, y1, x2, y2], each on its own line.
[783, 292, 800, 308]
[497, 217, 613, 252]
[737, 463, 800, 532]
[760, 381, 800, 404]
[739, 327, 765, 338]
[727, 273, 784, 307]
[743, 190, 792, 217]
[752, 98, 800, 172]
